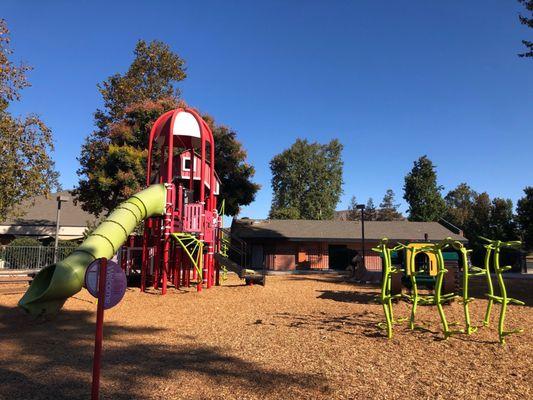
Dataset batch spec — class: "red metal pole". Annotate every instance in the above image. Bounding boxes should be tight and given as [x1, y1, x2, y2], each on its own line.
[153, 230, 160, 290]
[177, 248, 182, 289]
[168, 241, 173, 287]
[200, 132, 206, 203]
[178, 184, 183, 220]
[162, 184, 175, 295]
[181, 257, 186, 287]
[140, 220, 150, 292]
[201, 253, 207, 291]
[91, 257, 107, 400]
[120, 247, 127, 272]
[198, 127, 206, 293]
[177, 247, 182, 289]
[215, 259, 220, 286]
[162, 245, 168, 295]
[161, 112, 175, 296]
[189, 149, 194, 191]
[184, 260, 190, 287]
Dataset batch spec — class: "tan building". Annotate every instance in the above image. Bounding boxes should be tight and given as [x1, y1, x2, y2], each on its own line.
[0, 191, 97, 244]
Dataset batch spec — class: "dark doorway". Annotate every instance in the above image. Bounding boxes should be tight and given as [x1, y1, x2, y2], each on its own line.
[414, 252, 431, 274]
[328, 245, 357, 270]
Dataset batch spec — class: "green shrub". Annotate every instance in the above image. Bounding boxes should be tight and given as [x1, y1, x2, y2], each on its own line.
[8, 237, 42, 247]
[3, 238, 78, 268]
[47, 239, 79, 249]
[4, 237, 42, 268]
[48, 240, 78, 259]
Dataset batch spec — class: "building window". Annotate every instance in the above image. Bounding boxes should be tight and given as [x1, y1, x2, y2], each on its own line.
[183, 158, 191, 171]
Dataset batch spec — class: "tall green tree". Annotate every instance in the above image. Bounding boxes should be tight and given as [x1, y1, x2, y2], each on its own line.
[464, 192, 492, 261]
[75, 40, 186, 216]
[0, 19, 59, 220]
[516, 186, 533, 249]
[518, 0, 533, 58]
[365, 198, 377, 221]
[95, 40, 186, 128]
[444, 183, 477, 228]
[269, 138, 343, 220]
[346, 195, 360, 221]
[489, 198, 518, 240]
[75, 98, 176, 215]
[443, 184, 521, 264]
[203, 115, 260, 216]
[377, 189, 403, 221]
[75, 40, 258, 216]
[403, 155, 446, 221]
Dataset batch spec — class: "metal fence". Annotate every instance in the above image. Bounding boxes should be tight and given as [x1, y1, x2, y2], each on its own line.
[0, 246, 75, 270]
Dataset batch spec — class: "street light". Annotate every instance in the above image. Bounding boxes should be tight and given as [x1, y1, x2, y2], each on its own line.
[356, 204, 366, 268]
[54, 194, 70, 263]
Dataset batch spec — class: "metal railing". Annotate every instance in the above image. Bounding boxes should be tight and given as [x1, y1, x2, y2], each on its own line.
[0, 246, 75, 270]
[219, 228, 247, 268]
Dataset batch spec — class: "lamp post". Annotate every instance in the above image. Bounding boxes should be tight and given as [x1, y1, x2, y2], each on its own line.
[54, 194, 70, 263]
[356, 204, 366, 268]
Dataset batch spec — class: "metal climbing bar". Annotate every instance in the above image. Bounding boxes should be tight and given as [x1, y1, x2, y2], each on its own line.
[479, 237, 524, 344]
[373, 238, 405, 339]
[448, 239, 479, 335]
[418, 239, 462, 339]
[371, 235, 525, 343]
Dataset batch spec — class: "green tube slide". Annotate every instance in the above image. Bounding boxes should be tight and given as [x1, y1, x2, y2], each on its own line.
[18, 184, 167, 316]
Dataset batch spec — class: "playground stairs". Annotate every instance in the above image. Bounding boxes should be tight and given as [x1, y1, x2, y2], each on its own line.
[214, 252, 247, 278]
[218, 228, 248, 265]
[214, 252, 265, 285]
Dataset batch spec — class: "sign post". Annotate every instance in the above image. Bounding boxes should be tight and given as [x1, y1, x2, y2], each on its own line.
[91, 258, 107, 400]
[85, 258, 127, 400]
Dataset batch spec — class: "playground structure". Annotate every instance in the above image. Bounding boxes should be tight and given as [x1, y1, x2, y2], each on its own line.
[133, 106, 224, 294]
[374, 236, 525, 343]
[18, 107, 263, 316]
[480, 237, 525, 343]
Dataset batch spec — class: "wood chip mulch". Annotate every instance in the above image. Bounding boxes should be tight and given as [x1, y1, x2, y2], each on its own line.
[0, 274, 532, 399]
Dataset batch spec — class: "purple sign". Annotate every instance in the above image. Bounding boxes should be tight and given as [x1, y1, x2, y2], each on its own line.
[85, 259, 127, 310]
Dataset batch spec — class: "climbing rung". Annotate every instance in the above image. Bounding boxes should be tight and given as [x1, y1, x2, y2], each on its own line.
[487, 294, 503, 303]
[468, 267, 486, 276]
[438, 295, 458, 304]
[486, 294, 524, 305]
[495, 266, 512, 272]
[502, 328, 524, 336]
[460, 297, 475, 304]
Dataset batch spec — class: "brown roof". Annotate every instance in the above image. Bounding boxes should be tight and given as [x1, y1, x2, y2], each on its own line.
[1, 191, 97, 227]
[232, 219, 466, 242]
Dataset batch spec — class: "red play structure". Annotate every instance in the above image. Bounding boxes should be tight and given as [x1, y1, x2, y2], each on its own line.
[119, 107, 263, 294]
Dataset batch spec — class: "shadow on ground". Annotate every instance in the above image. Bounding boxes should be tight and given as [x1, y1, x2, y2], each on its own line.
[468, 277, 533, 307]
[285, 274, 349, 285]
[0, 304, 326, 400]
[316, 289, 380, 304]
[271, 310, 381, 337]
[286, 274, 381, 287]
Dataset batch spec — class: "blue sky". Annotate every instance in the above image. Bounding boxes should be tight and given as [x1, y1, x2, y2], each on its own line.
[4, 0, 532, 218]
